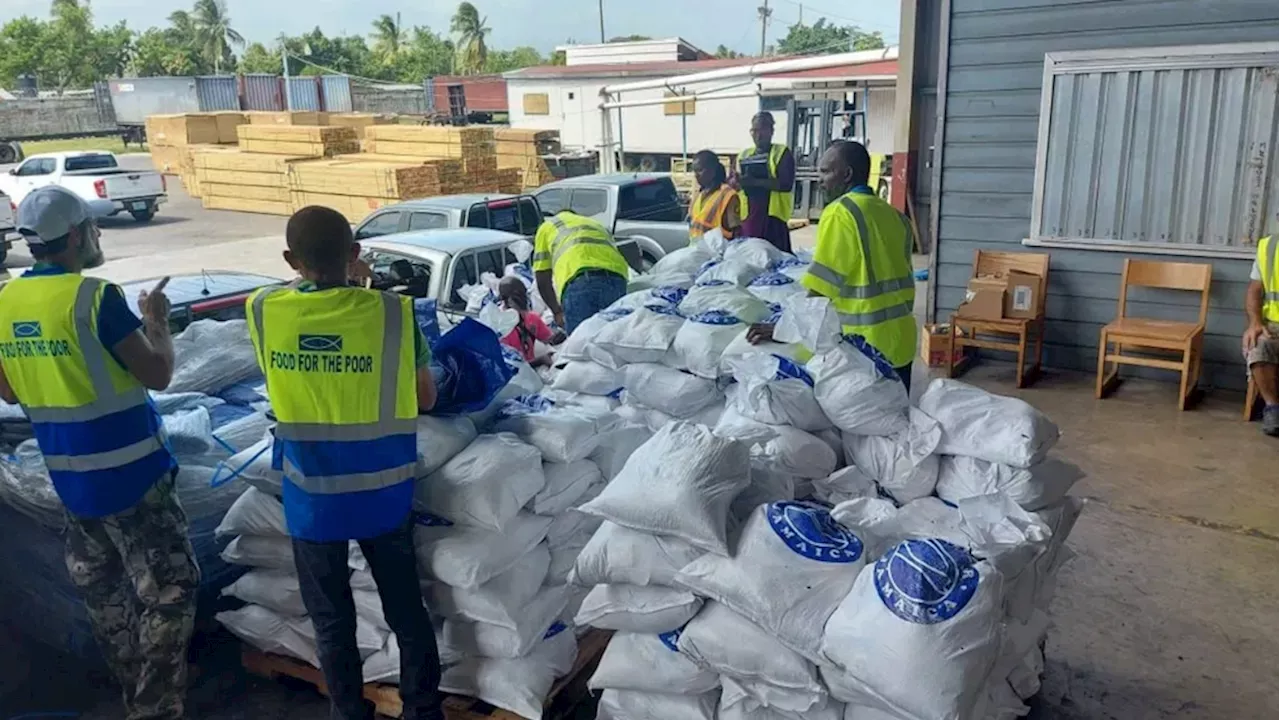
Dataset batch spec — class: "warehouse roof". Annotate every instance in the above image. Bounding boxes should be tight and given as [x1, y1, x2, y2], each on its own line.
[505, 56, 898, 83]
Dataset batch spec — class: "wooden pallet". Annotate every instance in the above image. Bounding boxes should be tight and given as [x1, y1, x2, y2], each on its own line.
[242, 629, 612, 720]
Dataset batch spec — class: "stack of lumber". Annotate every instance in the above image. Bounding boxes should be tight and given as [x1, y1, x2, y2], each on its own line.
[195, 150, 308, 215]
[209, 112, 248, 143]
[244, 111, 324, 126]
[146, 114, 221, 174]
[495, 167, 523, 194]
[364, 126, 495, 160]
[180, 144, 241, 199]
[237, 125, 360, 158]
[493, 128, 558, 168]
[287, 159, 442, 223]
[326, 113, 395, 139]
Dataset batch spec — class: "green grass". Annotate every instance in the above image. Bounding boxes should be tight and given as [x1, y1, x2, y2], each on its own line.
[17, 137, 148, 156]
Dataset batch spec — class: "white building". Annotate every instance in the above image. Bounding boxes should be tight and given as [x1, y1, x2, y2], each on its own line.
[503, 39, 898, 171]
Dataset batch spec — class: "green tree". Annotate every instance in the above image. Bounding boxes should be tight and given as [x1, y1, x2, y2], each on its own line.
[237, 41, 279, 74]
[191, 0, 243, 73]
[132, 27, 199, 76]
[483, 45, 542, 73]
[91, 21, 135, 79]
[0, 16, 50, 89]
[44, 0, 99, 90]
[450, 2, 490, 75]
[608, 34, 650, 43]
[776, 18, 884, 55]
[371, 13, 406, 61]
[713, 44, 742, 59]
[395, 26, 455, 80]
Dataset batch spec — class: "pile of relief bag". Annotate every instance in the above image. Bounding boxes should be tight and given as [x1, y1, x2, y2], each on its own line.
[536, 231, 1083, 720]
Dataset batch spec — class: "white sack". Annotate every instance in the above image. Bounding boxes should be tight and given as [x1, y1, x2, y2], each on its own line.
[820, 537, 1004, 720]
[589, 630, 720, 694]
[289, 614, 388, 661]
[442, 583, 570, 658]
[587, 423, 652, 481]
[1006, 497, 1083, 621]
[362, 633, 400, 683]
[592, 305, 686, 367]
[550, 361, 624, 396]
[415, 414, 478, 477]
[504, 350, 545, 397]
[651, 245, 715, 277]
[538, 389, 620, 415]
[670, 311, 751, 379]
[841, 407, 942, 504]
[558, 307, 635, 363]
[350, 568, 377, 591]
[548, 533, 591, 583]
[169, 319, 260, 395]
[616, 397, 726, 433]
[725, 353, 829, 431]
[723, 237, 787, 270]
[414, 511, 552, 588]
[216, 604, 318, 667]
[578, 422, 749, 555]
[216, 486, 287, 538]
[917, 378, 1060, 467]
[574, 583, 702, 633]
[808, 336, 909, 437]
[533, 460, 601, 516]
[731, 466, 797, 522]
[713, 408, 836, 481]
[696, 259, 761, 287]
[221, 569, 305, 616]
[678, 283, 772, 322]
[675, 501, 867, 661]
[570, 521, 703, 588]
[811, 466, 879, 507]
[546, 499, 603, 549]
[439, 622, 578, 720]
[596, 689, 719, 720]
[936, 454, 1083, 511]
[494, 396, 617, 464]
[426, 543, 551, 628]
[718, 695, 841, 720]
[353, 589, 389, 632]
[745, 271, 805, 306]
[220, 535, 294, 570]
[416, 433, 545, 531]
[225, 435, 280, 497]
[718, 678, 840, 719]
[678, 602, 825, 710]
[719, 330, 807, 376]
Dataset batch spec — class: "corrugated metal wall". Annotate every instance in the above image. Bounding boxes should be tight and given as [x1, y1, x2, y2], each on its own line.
[932, 0, 1279, 390]
[430, 75, 510, 113]
[321, 75, 353, 112]
[242, 74, 283, 110]
[287, 77, 321, 111]
[195, 76, 240, 111]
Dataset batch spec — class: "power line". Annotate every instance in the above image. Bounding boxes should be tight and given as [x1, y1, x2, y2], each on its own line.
[771, 0, 899, 34]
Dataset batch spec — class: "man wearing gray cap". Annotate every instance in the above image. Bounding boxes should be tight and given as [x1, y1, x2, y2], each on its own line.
[0, 186, 198, 719]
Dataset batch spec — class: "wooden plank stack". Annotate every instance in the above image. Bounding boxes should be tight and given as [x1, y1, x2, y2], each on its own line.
[237, 125, 361, 158]
[326, 113, 395, 139]
[244, 111, 323, 126]
[180, 144, 240, 199]
[194, 150, 308, 215]
[146, 114, 221, 175]
[364, 126, 495, 160]
[287, 159, 443, 223]
[210, 112, 248, 143]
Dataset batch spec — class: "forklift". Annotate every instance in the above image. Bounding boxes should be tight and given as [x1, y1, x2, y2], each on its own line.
[786, 90, 891, 221]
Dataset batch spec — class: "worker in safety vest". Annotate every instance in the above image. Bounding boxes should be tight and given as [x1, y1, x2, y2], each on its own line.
[1244, 234, 1279, 436]
[731, 111, 795, 253]
[748, 140, 917, 389]
[533, 210, 630, 334]
[246, 206, 444, 720]
[0, 187, 198, 719]
[688, 149, 741, 242]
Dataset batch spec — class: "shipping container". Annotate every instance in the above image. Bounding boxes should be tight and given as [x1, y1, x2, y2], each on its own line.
[195, 76, 240, 111]
[243, 74, 284, 111]
[430, 74, 509, 117]
[321, 75, 353, 112]
[286, 77, 322, 111]
[108, 77, 202, 125]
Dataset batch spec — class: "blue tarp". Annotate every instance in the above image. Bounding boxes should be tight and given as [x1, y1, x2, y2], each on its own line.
[428, 318, 516, 415]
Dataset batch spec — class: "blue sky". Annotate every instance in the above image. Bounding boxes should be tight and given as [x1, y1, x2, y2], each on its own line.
[3, 0, 900, 57]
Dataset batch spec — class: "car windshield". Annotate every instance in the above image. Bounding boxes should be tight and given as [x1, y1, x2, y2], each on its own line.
[64, 154, 119, 172]
[617, 179, 683, 222]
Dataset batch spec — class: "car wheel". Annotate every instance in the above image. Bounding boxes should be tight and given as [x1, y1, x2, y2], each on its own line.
[0, 142, 18, 165]
[131, 209, 155, 223]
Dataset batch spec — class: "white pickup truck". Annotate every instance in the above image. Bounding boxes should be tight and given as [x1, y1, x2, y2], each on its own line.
[0, 189, 16, 264]
[0, 151, 167, 224]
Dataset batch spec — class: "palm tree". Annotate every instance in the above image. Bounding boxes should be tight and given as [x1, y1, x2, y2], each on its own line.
[371, 13, 405, 59]
[191, 0, 244, 74]
[450, 2, 490, 75]
[167, 9, 196, 41]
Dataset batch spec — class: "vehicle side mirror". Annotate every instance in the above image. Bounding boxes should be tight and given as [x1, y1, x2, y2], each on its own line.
[7, 169, 16, 176]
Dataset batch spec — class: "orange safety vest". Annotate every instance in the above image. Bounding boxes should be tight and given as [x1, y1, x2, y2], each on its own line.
[689, 185, 737, 240]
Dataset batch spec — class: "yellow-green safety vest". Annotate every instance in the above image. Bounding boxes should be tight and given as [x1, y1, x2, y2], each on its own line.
[1260, 235, 1278, 323]
[247, 285, 419, 542]
[0, 273, 170, 517]
[801, 190, 917, 367]
[738, 143, 794, 224]
[532, 211, 630, 297]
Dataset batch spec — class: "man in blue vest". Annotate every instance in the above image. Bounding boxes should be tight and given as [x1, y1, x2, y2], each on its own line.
[247, 206, 443, 720]
[0, 186, 197, 720]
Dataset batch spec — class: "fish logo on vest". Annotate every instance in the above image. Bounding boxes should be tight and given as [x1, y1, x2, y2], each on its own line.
[874, 538, 979, 625]
[767, 500, 863, 564]
[298, 334, 343, 353]
[13, 321, 42, 338]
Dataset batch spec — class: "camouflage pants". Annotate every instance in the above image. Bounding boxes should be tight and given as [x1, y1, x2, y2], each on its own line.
[64, 471, 201, 720]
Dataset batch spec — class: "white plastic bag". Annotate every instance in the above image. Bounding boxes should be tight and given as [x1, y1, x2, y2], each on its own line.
[550, 361, 624, 396]
[216, 604, 318, 667]
[574, 583, 702, 633]
[578, 422, 749, 555]
[696, 259, 761, 287]
[493, 396, 617, 463]
[675, 501, 867, 661]
[725, 353, 830, 431]
[811, 466, 879, 507]
[935, 455, 1083, 511]
[220, 569, 305, 616]
[532, 460, 601, 516]
[415, 414, 478, 477]
[169, 319, 260, 395]
[678, 602, 826, 711]
[216, 487, 287, 538]
[570, 521, 703, 588]
[558, 307, 635, 363]
[651, 245, 715, 277]
[546, 493, 604, 548]
[620, 364, 722, 420]
[225, 435, 280, 497]
[841, 407, 942, 504]
[670, 310, 751, 379]
[353, 589, 389, 632]
[426, 543, 551, 627]
[290, 613, 388, 661]
[442, 584, 569, 658]
[589, 631, 720, 694]
[917, 378, 1060, 467]
[416, 433, 546, 531]
[713, 408, 837, 480]
[746, 271, 805, 306]
[592, 305, 686, 367]
[220, 534, 294, 570]
[808, 336, 909, 437]
[723, 237, 787, 270]
[362, 633, 400, 683]
[596, 688, 719, 720]
[438, 622, 577, 720]
[414, 512, 552, 588]
[678, 283, 772, 322]
[587, 423, 652, 481]
[719, 329, 807, 376]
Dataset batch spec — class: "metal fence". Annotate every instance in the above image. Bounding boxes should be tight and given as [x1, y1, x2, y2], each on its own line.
[194, 76, 240, 111]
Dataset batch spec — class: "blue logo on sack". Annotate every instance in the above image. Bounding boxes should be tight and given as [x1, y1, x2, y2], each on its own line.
[12, 321, 41, 338]
[696, 260, 721, 276]
[875, 538, 979, 625]
[842, 334, 898, 382]
[544, 621, 568, 639]
[599, 307, 635, 322]
[414, 512, 454, 527]
[298, 334, 343, 353]
[644, 303, 683, 318]
[689, 310, 741, 326]
[497, 394, 554, 419]
[770, 257, 806, 271]
[772, 355, 814, 387]
[658, 628, 682, 651]
[500, 345, 525, 365]
[695, 278, 733, 287]
[749, 271, 794, 287]
[766, 303, 783, 324]
[650, 286, 688, 305]
[767, 501, 863, 564]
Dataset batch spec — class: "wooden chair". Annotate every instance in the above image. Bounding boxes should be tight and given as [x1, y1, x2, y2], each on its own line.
[1095, 259, 1212, 410]
[1244, 375, 1263, 421]
[948, 250, 1050, 388]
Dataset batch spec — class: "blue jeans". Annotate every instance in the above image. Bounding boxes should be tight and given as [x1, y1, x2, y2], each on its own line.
[562, 270, 628, 335]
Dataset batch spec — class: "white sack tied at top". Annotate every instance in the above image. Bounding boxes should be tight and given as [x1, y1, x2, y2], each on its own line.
[917, 378, 1060, 468]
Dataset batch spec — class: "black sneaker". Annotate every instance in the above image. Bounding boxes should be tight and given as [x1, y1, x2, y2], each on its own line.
[1263, 405, 1279, 437]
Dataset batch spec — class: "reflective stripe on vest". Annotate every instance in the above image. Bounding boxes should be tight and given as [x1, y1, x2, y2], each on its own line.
[738, 144, 794, 223]
[250, 288, 417, 495]
[808, 196, 915, 317]
[1261, 236, 1279, 322]
[549, 217, 616, 265]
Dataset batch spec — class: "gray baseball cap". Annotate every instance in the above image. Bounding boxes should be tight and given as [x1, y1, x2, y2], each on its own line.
[16, 186, 91, 245]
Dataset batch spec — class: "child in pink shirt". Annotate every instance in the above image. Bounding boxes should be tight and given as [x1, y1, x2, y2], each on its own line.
[498, 277, 565, 366]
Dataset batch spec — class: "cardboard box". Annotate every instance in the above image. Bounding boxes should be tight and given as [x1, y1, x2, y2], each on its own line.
[956, 275, 1007, 321]
[920, 324, 964, 368]
[1004, 270, 1043, 319]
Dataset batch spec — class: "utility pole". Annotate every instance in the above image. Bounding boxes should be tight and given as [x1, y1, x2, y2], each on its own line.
[758, 0, 771, 56]
[798, 3, 803, 25]
[598, 0, 606, 43]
